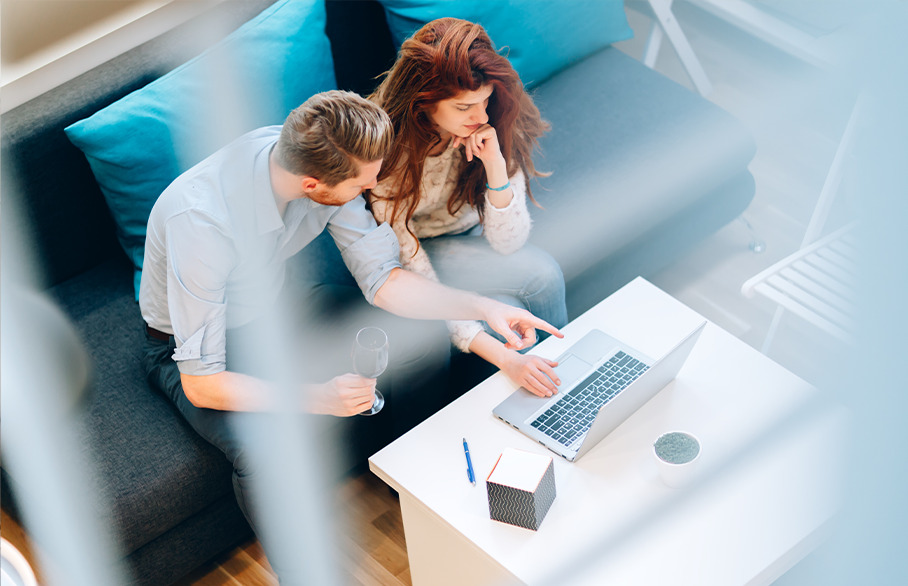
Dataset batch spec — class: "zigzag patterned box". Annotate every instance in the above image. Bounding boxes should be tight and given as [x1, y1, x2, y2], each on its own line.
[486, 448, 556, 531]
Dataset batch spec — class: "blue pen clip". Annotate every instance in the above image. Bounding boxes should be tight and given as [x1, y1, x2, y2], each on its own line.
[463, 438, 476, 486]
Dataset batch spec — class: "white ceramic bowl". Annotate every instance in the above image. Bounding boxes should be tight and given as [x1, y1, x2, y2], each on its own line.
[653, 431, 701, 488]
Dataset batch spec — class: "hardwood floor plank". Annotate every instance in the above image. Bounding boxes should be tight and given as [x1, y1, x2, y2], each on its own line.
[185, 566, 241, 586]
[338, 534, 408, 586]
[339, 474, 398, 521]
[347, 527, 409, 578]
[241, 540, 273, 572]
[334, 471, 411, 584]
[173, 471, 411, 585]
[371, 509, 407, 553]
[219, 548, 278, 585]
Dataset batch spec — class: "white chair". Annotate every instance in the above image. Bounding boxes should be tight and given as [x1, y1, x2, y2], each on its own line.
[742, 223, 856, 349]
[742, 97, 861, 353]
[627, 0, 713, 96]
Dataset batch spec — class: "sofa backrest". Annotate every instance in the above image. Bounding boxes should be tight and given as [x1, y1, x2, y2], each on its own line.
[2, 0, 396, 289]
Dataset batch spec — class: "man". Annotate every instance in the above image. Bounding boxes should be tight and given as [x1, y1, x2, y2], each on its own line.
[139, 90, 561, 581]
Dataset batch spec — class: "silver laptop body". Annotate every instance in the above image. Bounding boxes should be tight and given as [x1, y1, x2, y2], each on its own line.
[493, 322, 706, 462]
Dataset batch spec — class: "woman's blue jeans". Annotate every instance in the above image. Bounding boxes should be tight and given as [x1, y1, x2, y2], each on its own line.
[420, 231, 569, 345]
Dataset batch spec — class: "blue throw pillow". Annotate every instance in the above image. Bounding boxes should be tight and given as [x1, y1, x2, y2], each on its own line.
[65, 0, 336, 297]
[377, 0, 633, 87]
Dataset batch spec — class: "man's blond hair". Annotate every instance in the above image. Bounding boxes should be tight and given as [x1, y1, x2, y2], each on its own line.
[275, 90, 393, 186]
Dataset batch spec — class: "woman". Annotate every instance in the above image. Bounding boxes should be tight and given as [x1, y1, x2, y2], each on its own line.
[368, 18, 568, 398]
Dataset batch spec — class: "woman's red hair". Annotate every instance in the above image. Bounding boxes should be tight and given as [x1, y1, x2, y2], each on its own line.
[368, 18, 549, 240]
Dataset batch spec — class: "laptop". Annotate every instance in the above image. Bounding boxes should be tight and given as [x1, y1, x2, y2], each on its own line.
[493, 321, 706, 462]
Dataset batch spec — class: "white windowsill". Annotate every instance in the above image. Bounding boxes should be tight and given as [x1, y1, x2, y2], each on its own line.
[1, 0, 226, 113]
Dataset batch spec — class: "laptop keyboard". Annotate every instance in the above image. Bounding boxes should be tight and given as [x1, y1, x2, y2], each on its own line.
[530, 351, 649, 447]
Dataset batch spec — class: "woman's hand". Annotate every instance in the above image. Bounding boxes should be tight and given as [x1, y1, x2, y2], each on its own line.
[501, 351, 561, 398]
[452, 124, 505, 170]
[453, 124, 511, 206]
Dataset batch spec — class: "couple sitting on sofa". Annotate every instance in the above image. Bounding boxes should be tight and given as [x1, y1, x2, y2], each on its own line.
[142, 17, 567, 582]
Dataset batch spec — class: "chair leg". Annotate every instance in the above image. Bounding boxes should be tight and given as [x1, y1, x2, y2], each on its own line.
[761, 306, 785, 355]
[647, 0, 713, 96]
[738, 215, 766, 254]
[643, 20, 664, 67]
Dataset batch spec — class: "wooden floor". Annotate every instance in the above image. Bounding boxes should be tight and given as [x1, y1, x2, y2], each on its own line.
[0, 471, 410, 586]
[176, 471, 411, 585]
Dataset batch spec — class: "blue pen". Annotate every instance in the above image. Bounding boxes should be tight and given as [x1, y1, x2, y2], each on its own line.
[463, 438, 476, 486]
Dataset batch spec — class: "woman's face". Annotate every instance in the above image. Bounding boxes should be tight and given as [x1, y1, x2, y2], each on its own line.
[428, 84, 494, 139]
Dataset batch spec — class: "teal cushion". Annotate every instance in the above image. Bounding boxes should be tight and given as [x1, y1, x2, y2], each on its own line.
[65, 0, 336, 297]
[377, 0, 633, 87]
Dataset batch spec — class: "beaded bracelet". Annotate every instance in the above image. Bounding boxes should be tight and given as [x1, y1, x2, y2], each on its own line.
[486, 180, 510, 192]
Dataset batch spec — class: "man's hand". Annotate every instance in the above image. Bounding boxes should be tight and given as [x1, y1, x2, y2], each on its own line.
[501, 352, 561, 397]
[373, 270, 565, 344]
[480, 299, 564, 351]
[307, 373, 377, 417]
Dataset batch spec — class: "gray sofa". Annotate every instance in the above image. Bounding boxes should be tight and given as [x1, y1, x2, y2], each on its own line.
[0, 1, 755, 583]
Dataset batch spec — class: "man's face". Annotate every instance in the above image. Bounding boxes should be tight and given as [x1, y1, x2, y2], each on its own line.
[307, 159, 383, 206]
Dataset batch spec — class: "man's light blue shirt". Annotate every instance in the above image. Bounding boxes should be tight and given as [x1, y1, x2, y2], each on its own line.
[139, 126, 401, 376]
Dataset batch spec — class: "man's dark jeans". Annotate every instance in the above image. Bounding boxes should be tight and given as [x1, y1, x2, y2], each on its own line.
[141, 282, 450, 582]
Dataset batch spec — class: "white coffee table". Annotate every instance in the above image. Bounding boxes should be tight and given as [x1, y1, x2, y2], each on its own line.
[369, 277, 844, 585]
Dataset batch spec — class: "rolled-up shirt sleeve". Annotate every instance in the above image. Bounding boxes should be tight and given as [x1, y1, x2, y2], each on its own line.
[165, 211, 235, 376]
[327, 196, 401, 304]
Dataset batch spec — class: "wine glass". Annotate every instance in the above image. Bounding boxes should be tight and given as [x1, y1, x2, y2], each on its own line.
[352, 326, 388, 416]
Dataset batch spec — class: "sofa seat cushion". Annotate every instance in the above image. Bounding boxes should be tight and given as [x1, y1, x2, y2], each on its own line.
[64, 0, 337, 297]
[49, 259, 241, 556]
[529, 46, 757, 286]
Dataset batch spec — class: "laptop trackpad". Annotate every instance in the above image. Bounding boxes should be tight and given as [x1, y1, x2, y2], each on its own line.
[553, 354, 592, 389]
